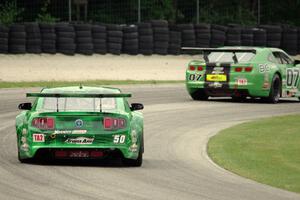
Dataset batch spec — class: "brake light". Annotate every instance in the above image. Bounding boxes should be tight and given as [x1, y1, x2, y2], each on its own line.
[189, 66, 195, 71]
[103, 117, 126, 130]
[235, 67, 243, 72]
[32, 117, 55, 130]
[245, 67, 253, 72]
[197, 66, 204, 71]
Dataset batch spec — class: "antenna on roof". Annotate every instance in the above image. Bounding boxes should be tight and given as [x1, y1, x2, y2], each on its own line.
[79, 83, 83, 89]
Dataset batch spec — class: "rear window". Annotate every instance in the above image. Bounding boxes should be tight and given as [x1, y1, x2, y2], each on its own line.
[37, 97, 121, 112]
[208, 52, 255, 63]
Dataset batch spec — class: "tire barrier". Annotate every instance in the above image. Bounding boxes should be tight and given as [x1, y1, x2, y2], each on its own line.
[253, 28, 266, 47]
[92, 24, 107, 54]
[151, 20, 169, 55]
[226, 26, 241, 46]
[178, 24, 196, 48]
[137, 22, 153, 55]
[25, 22, 42, 53]
[168, 24, 181, 55]
[281, 25, 298, 55]
[241, 27, 254, 46]
[107, 24, 123, 55]
[298, 27, 300, 54]
[0, 25, 8, 53]
[259, 25, 282, 48]
[195, 23, 211, 48]
[9, 24, 26, 54]
[2, 22, 300, 55]
[56, 23, 76, 55]
[123, 25, 139, 55]
[40, 23, 56, 54]
[211, 24, 227, 48]
[74, 24, 93, 55]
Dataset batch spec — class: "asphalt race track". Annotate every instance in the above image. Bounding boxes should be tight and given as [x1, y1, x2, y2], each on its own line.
[0, 84, 300, 200]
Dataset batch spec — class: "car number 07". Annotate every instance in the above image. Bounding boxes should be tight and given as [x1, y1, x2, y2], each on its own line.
[189, 74, 202, 81]
[113, 135, 126, 144]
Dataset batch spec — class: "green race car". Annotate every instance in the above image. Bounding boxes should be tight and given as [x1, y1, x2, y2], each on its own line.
[16, 86, 144, 166]
[185, 47, 300, 103]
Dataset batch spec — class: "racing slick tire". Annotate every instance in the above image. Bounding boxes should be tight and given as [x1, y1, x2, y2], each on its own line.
[190, 89, 209, 101]
[122, 144, 143, 167]
[265, 74, 281, 104]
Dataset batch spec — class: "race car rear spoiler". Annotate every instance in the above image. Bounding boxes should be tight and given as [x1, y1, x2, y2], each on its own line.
[181, 47, 257, 63]
[27, 93, 131, 98]
[27, 93, 132, 112]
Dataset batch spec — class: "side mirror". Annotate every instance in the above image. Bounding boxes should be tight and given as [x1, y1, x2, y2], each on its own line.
[18, 103, 32, 110]
[294, 59, 300, 66]
[130, 103, 144, 111]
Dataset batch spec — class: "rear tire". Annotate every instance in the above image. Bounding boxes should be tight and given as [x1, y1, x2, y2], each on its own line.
[122, 144, 143, 167]
[265, 74, 281, 104]
[190, 90, 209, 101]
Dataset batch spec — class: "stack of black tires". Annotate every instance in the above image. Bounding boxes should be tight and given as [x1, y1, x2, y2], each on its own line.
[25, 23, 41, 53]
[137, 22, 153, 55]
[74, 24, 93, 55]
[107, 24, 123, 55]
[0, 25, 8, 53]
[178, 24, 196, 47]
[123, 25, 139, 55]
[92, 24, 107, 54]
[40, 23, 56, 54]
[9, 24, 26, 54]
[211, 25, 227, 48]
[253, 28, 267, 47]
[281, 26, 298, 55]
[259, 25, 282, 48]
[168, 24, 181, 55]
[151, 20, 169, 55]
[56, 23, 76, 55]
[195, 23, 211, 47]
[226, 26, 241, 46]
[298, 28, 300, 54]
[241, 27, 254, 46]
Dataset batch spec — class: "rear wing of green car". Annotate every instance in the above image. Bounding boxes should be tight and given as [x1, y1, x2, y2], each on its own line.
[27, 93, 132, 98]
[181, 47, 257, 63]
[26, 93, 132, 112]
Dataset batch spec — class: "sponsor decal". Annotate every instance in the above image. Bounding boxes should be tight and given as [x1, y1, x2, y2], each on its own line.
[65, 137, 94, 144]
[33, 134, 45, 142]
[236, 78, 248, 86]
[54, 130, 87, 134]
[212, 67, 224, 74]
[208, 82, 223, 88]
[75, 119, 84, 128]
[206, 74, 227, 82]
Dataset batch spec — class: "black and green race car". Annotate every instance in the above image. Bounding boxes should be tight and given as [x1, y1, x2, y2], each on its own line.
[16, 86, 144, 166]
[185, 47, 300, 103]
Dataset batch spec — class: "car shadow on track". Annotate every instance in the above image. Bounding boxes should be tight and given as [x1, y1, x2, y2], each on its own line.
[201, 97, 300, 104]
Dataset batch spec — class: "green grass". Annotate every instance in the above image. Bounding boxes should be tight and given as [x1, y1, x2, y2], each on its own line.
[0, 80, 184, 88]
[208, 115, 300, 193]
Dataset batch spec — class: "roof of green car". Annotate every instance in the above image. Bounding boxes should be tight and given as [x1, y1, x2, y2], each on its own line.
[41, 86, 121, 94]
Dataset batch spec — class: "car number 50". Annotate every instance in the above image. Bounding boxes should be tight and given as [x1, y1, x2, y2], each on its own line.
[113, 135, 126, 144]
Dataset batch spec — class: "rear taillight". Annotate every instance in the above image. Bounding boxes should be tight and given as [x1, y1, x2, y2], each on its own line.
[189, 66, 196, 71]
[32, 117, 55, 130]
[197, 66, 204, 71]
[245, 67, 253, 72]
[235, 67, 243, 72]
[103, 117, 126, 130]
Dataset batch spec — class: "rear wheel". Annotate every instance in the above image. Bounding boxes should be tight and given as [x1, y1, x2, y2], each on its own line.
[265, 74, 281, 104]
[190, 89, 208, 101]
[122, 143, 143, 167]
